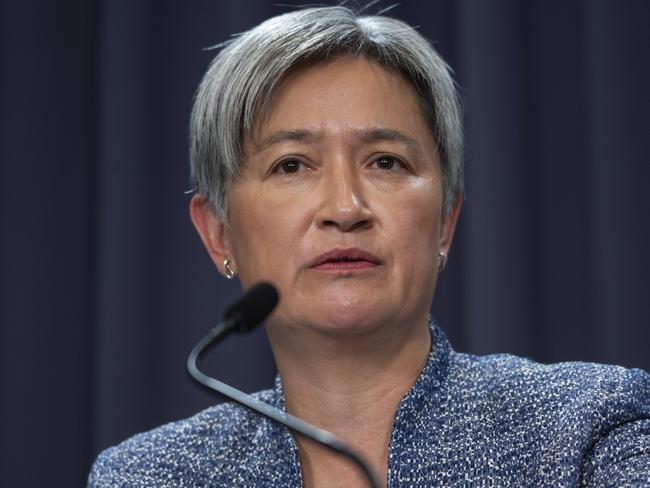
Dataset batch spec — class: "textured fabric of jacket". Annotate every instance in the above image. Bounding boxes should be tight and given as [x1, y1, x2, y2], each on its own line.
[89, 322, 650, 487]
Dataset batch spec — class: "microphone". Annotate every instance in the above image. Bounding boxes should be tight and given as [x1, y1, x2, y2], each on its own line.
[187, 282, 381, 488]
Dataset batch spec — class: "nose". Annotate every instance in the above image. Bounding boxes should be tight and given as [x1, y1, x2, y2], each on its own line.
[315, 162, 373, 232]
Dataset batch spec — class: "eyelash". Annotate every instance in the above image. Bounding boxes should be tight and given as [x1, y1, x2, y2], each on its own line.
[272, 158, 309, 175]
[271, 154, 409, 175]
[371, 155, 407, 171]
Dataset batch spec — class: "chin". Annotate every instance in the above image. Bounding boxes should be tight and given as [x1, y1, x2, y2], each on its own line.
[304, 297, 392, 336]
[273, 281, 407, 336]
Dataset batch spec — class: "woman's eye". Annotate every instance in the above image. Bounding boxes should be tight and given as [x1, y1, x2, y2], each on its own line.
[374, 156, 403, 170]
[274, 159, 304, 174]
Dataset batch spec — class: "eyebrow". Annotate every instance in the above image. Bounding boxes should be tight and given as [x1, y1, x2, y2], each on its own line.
[255, 129, 317, 152]
[254, 127, 423, 153]
[361, 127, 422, 149]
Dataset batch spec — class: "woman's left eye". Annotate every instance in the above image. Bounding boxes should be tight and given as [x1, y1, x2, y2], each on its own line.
[373, 156, 405, 170]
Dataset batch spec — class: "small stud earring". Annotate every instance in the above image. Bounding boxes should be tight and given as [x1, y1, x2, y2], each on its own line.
[437, 251, 447, 272]
[223, 258, 237, 279]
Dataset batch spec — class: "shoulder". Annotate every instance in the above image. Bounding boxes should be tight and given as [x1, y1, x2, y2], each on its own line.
[441, 352, 650, 483]
[88, 389, 277, 487]
[449, 351, 650, 412]
[453, 349, 649, 384]
[447, 350, 650, 442]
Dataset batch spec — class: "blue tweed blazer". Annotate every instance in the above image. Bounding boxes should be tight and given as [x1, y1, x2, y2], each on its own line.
[89, 322, 650, 487]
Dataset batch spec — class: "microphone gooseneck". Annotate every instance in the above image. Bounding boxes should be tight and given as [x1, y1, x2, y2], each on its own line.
[187, 282, 381, 488]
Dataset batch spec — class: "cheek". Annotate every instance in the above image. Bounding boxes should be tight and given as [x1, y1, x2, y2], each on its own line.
[226, 189, 264, 281]
[227, 187, 308, 285]
[395, 189, 442, 298]
[390, 185, 442, 253]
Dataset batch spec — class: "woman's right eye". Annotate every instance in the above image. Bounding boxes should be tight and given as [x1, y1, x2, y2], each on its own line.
[274, 159, 305, 174]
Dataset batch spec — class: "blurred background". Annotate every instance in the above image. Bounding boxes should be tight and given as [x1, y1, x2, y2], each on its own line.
[1, 0, 649, 485]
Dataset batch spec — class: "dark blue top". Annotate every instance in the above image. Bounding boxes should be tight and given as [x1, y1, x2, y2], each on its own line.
[89, 322, 650, 486]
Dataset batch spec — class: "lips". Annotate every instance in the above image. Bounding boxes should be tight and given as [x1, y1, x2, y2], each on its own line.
[309, 248, 381, 271]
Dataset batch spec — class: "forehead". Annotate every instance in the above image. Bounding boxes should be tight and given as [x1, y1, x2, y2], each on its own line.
[249, 56, 435, 151]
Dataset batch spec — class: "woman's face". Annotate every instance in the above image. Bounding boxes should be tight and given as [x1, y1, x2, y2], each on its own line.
[196, 56, 460, 335]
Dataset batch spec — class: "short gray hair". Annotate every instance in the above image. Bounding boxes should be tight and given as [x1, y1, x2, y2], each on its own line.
[190, 6, 463, 221]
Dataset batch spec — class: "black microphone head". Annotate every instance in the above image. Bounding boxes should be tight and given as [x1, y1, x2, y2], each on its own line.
[224, 282, 279, 332]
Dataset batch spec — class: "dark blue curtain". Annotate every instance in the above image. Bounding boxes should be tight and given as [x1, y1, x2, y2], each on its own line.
[1, 1, 648, 485]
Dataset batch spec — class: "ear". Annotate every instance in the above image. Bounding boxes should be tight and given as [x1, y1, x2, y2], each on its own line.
[439, 194, 462, 256]
[189, 195, 235, 278]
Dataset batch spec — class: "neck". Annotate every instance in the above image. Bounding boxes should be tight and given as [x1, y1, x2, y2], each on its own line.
[266, 314, 432, 486]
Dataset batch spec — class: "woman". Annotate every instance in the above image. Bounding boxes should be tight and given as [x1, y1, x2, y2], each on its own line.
[89, 7, 650, 487]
